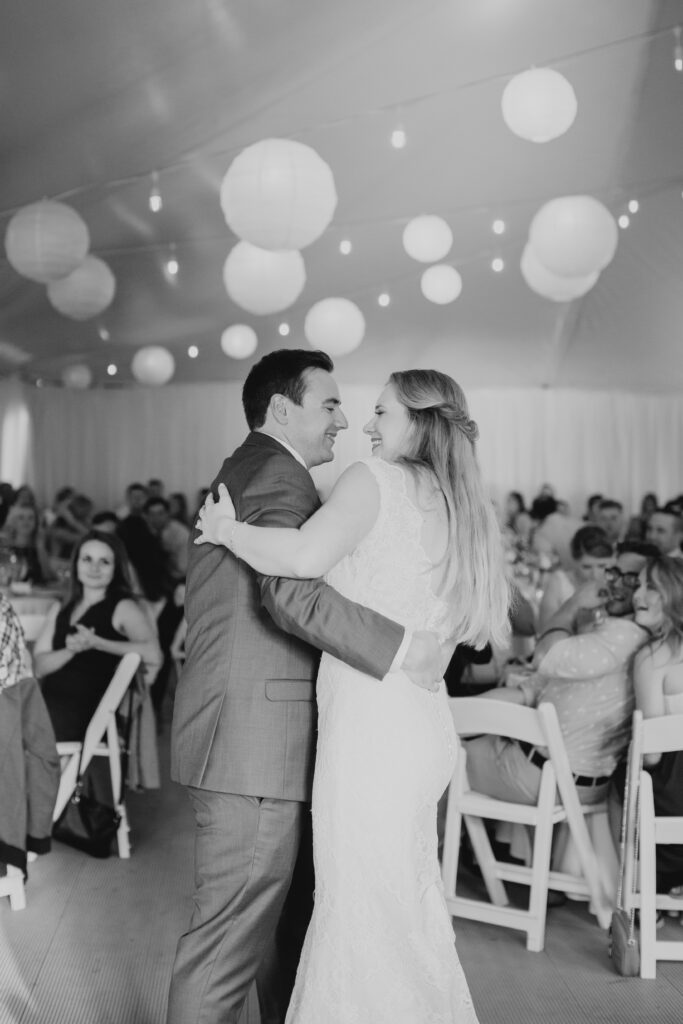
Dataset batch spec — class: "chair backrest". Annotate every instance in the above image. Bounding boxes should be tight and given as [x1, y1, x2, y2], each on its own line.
[18, 613, 48, 642]
[640, 711, 683, 756]
[80, 652, 141, 765]
[450, 695, 547, 747]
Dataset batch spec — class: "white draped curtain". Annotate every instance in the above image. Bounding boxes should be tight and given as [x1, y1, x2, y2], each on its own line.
[0, 378, 681, 515]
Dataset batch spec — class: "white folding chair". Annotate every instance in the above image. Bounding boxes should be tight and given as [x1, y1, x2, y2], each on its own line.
[17, 613, 48, 643]
[441, 697, 611, 952]
[622, 709, 683, 978]
[52, 652, 141, 859]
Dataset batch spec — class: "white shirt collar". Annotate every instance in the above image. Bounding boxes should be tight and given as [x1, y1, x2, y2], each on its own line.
[258, 431, 307, 470]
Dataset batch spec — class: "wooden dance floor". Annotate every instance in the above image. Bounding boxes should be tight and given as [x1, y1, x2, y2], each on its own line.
[2, 726, 682, 1024]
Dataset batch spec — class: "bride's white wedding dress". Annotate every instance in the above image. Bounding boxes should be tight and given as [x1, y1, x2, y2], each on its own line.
[286, 458, 479, 1024]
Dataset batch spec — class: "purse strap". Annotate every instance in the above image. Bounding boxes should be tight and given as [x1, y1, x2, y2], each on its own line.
[72, 685, 135, 807]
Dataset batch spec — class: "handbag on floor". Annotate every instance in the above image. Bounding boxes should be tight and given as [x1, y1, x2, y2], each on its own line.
[609, 749, 640, 976]
[53, 691, 133, 859]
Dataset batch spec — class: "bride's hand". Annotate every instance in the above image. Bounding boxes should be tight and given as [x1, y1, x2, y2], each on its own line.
[194, 483, 237, 546]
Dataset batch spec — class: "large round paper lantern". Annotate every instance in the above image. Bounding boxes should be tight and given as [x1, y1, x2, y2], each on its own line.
[131, 346, 175, 386]
[221, 324, 258, 359]
[402, 215, 453, 263]
[529, 195, 618, 277]
[304, 298, 365, 356]
[47, 256, 116, 320]
[220, 138, 337, 250]
[223, 241, 306, 315]
[61, 364, 93, 389]
[520, 244, 599, 302]
[502, 68, 577, 143]
[5, 200, 90, 283]
[420, 265, 463, 305]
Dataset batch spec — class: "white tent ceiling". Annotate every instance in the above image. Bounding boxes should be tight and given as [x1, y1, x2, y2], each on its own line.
[0, 0, 682, 391]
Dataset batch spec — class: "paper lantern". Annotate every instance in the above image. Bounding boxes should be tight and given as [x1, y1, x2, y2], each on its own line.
[402, 215, 453, 263]
[502, 68, 577, 143]
[221, 324, 258, 359]
[5, 200, 90, 283]
[220, 138, 337, 250]
[223, 242, 306, 315]
[420, 265, 463, 304]
[61, 364, 93, 389]
[131, 346, 175, 386]
[520, 244, 599, 302]
[304, 298, 365, 356]
[47, 256, 116, 320]
[529, 195, 618, 278]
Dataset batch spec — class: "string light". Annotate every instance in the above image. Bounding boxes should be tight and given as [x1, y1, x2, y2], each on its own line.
[390, 124, 407, 149]
[492, 219, 506, 235]
[618, 213, 630, 228]
[339, 239, 352, 255]
[97, 324, 110, 341]
[149, 171, 162, 213]
[674, 26, 683, 73]
[107, 363, 117, 376]
[188, 345, 199, 358]
[165, 245, 179, 279]
[627, 198, 639, 214]
[278, 322, 290, 336]
[491, 257, 504, 272]
[378, 292, 391, 306]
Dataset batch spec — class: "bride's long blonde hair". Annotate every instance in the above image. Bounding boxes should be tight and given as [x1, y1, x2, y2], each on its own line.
[389, 369, 510, 649]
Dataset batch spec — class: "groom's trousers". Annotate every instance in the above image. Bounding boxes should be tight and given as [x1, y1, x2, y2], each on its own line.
[166, 789, 313, 1024]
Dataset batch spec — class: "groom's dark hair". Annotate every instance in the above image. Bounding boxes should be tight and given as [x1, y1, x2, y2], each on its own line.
[242, 348, 334, 430]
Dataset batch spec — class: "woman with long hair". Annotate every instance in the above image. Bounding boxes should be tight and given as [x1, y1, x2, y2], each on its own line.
[196, 368, 509, 1024]
[33, 530, 161, 741]
[537, 524, 614, 632]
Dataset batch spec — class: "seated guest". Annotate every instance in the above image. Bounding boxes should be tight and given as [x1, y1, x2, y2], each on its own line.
[168, 491, 189, 527]
[596, 498, 626, 549]
[144, 497, 190, 583]
[626, 491, 658, 542]
[33, 531, 161, 742]
[45, 492, 92, 561]
[531, 496, 583, 571]
[583, 493, 604, 525]
[116, 481, 148, 522]
[91, 510, 120, 534]
[0, 504, 54, 585]
[537, 525, 613, 632]
[147, 478, 165, 500]
[609, 556, 683, 896]
[464, 542, 652, 806]
[503, 491, 533, 550]
[646, 507, 683, 557]
[0, 482, 15, 528]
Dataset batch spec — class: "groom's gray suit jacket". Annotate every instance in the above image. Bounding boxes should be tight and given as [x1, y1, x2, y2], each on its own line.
[171, 431, 404, 802]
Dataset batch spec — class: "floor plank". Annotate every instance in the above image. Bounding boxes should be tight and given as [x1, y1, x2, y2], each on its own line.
[2, 727, 682, 1024]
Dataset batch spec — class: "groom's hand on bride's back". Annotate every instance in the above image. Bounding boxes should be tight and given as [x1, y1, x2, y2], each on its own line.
[402, 630, 442, 692]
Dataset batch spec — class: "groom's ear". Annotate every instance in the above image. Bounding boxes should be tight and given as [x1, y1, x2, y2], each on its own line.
[270, 393, 289, 424]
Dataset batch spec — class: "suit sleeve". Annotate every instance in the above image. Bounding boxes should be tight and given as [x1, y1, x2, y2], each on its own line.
[238, 457, 405, 680]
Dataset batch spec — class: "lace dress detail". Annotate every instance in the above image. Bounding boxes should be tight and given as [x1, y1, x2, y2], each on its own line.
[286, 459, 478, 1024]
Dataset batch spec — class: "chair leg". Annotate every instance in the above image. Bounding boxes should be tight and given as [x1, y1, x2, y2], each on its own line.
[639, 811, 658, 979]
[465, 816, 509, 906]
[5, 865, 26, 911]
[116, 802, 131, 859]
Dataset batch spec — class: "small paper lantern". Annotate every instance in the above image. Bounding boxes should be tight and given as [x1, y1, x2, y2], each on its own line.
[5, 200, 90, 283]
[420, 265, 463, 304]
[221, 324, 258, 359]
[223, 242, 306, 315]
[520, 244, 599, 302]
[304, 298, 365, 356]
[529, 195, 618, 278]
[220, 138, 337, 250]
[131, 346, 175, 386]
[402, 215, 453, 263]
[47, 256, 116, 320]
[502, 68, 577, 143]
[61, 364, 93, 389]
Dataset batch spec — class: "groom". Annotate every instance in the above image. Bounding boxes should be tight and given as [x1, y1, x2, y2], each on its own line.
[167, 348, 441, 1024]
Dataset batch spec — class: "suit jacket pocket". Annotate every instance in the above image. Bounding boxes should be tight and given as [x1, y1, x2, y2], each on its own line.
[265, 679, 316, 702]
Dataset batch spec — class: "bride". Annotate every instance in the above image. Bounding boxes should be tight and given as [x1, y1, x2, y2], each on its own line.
[195, 368, 509, 1024]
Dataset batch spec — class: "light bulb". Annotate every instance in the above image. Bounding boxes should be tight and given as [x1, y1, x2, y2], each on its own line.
[492, 219, 506, 235]
[618, 214, 630, 229]
[378, 292, 391, 307]
[278, 322, 290, 336]
[339, 239, 352, 255]
[491, 257, 504, 273]
[627, 199, 639, 214]
[391, 126, 407, 149]
[98, 325, 110, 341]
[188, 345, 199, 358]
[675, 27, 683, 72]
[107, 364, 117, 376]
[149, 171, 162, 213]
[165, 250, 179, 277]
